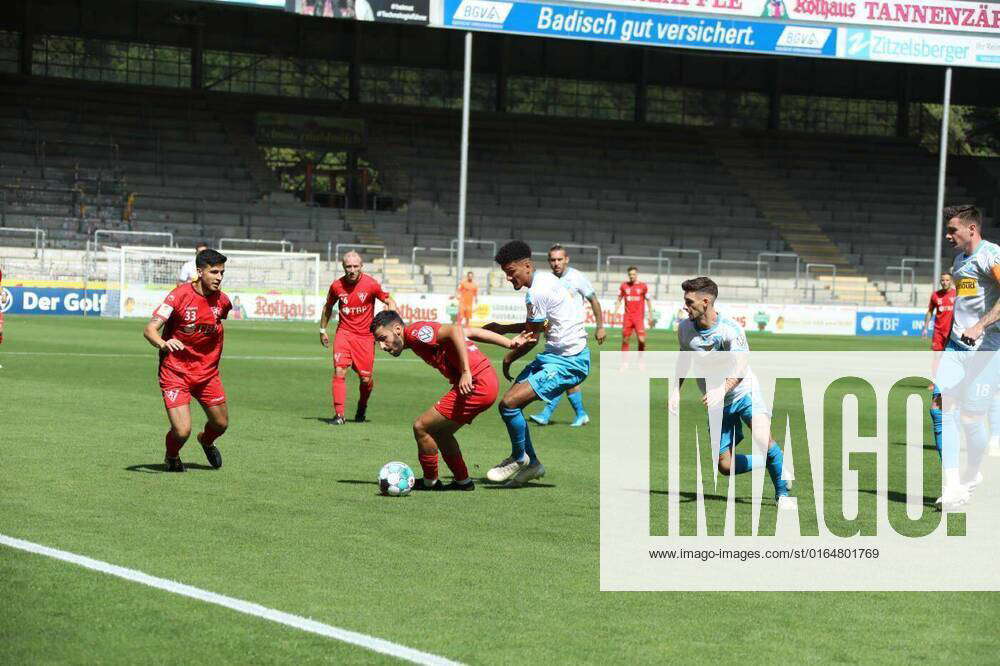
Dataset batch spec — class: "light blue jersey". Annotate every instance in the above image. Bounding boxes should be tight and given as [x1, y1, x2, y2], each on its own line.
[557, 267, 595, 306]
[677, 313, 755, 406]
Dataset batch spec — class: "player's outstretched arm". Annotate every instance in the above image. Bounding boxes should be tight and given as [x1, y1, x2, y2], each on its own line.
[482, 321, 525, 335]
[143, 316, 183, 352]
[465, 327, 516, 349]
[587, 294, 606, 344]
[501, 322, 542, 381]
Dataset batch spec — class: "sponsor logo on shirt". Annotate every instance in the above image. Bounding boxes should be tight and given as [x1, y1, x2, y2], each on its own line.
[956, 277, 978, 297]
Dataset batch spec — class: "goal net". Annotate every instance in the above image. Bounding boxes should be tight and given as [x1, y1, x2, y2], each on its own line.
[99, 245, 322, 321]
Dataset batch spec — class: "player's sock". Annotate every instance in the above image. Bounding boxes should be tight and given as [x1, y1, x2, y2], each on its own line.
[165, 431, 184, 457]
[567, 391, 586, 417]
[332, 375, 346, 417]
[621, 340, 630, 352]
[733, 454, 761, 475]
[418, 451, 438, 482]
[539, 393, 563, 421]
[929, 407, 943, 458]
[765, 443, 789, 495]
[941, 409, 962, 473]
[199, 422, 225, 447]
[500, 405, 532, 463]
[441, 450, 470, 483]
[962, 419, 988, 481]
[359, 379, 373, 408]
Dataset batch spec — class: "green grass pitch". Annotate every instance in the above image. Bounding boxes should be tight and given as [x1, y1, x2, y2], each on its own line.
[1, 315, 997, 663]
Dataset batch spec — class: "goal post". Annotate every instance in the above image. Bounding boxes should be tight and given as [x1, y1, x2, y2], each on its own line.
[100, 245, 322, 321]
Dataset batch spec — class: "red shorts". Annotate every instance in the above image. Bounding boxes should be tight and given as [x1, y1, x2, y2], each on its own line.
[434, 366, 499, 425]
[159, 366, 226, 409]
[622, 315, 646, 337]
[334, 331, 375, 376]
[932, 329, 949, 352]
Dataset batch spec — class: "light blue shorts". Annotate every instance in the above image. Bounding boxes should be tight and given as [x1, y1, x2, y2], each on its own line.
[516, 349, 591, 404]
[934, 340, 1000, 412]
[712, 393, 770, 454]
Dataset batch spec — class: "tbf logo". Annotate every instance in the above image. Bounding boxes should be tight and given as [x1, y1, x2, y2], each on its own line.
[847, 29, 871, 58]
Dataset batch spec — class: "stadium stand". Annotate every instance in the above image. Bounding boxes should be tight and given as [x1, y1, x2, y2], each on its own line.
[1, 77, 995, 306]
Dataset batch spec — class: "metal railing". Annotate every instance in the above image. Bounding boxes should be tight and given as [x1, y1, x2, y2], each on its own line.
[885, 265, 916, 305]
[658, 247, 703, 277]
[757, 251, 801, 288]
[603, 255, 669, 298]
[805, 263, 837, 302]
[219, 238, 293, 253]
[555, 242, 601, 276]
[448, 238, 497, 274]
[706, 259, 770, 298]
[0, 227, 47, 262]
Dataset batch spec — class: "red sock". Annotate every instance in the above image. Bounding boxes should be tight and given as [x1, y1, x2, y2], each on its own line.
[441, 450, 469, 482]
[199, 422, 225, 447]
[359, 378, 373, 408]
[638, 340, 646, 351]
[332, 374, 346, 416]
[165, 431, 184, 457]
[418, 451, 438, 480]
[621, 340, 630, 352]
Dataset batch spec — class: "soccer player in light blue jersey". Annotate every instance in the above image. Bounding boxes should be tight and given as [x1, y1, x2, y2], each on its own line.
[934, 205, 1000, 509]
[483, 241, 591, 486]
[668, 277, 792, 507]
[529, 244, 605, 427]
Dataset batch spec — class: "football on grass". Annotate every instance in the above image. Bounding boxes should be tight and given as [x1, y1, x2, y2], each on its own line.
[378, 461, 415, 497]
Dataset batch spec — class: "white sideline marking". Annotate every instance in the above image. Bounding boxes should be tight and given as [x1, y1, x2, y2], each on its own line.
[0, 351, 424, 363]
[0, 534, 463, 666]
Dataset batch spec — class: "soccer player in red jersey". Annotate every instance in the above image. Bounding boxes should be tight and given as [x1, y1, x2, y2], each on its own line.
[320, 251, 397, 425]
[922, 271, 956, 353]
[370, 310, 527, 490]
[614, 266, 653, 351]
[143, 249, 232, 472]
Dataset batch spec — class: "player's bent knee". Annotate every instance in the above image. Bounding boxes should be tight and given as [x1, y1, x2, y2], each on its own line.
[717, 458, 733, 476]
[172, 426, 192, 442]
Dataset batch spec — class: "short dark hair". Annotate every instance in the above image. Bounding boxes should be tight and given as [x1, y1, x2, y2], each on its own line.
[195, 242, 209, 250]
[195, 249, 227, 268]
[494, 240, 532, 266]
[370, 309, 404, 334]
[627, 266, 638, 273]
[681, 276, 718, 300]
[548, 244, 566, 255]
[943, 205, 982, 227]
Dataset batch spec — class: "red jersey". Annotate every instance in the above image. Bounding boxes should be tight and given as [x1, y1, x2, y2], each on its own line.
[620, 281, 648, 319]
[154, 283, 232, 382]
[403, 321, 492, 384]
[326, 273, 389, 337]
[929, 288, 956, 336]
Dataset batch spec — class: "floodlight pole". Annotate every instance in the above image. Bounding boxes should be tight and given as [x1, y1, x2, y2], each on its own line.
[933, 67, 951, 285]
[457, 31, 473, 281]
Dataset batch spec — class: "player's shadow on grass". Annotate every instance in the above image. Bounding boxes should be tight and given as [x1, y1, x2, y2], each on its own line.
[858, 488, 938, 507]
[125, 463, 216, 473]
[480, 479, 555, 489]
[650, 490, 755, 505]
[337, 479, 378, 486]
[305, 416, 343, 425]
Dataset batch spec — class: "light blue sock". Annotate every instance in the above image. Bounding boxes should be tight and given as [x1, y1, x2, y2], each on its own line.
[989, 397, 1000, 438]
[929, 408, 943, 458]
[539, 393, 563, 420]
[941, 409, 961, 471]
[963, 419, 988, 477]
[500, 405, 536, 463]
[733, 454, 761, 475]
[766, 443, 788, 495]
[567, 391, 586, 417]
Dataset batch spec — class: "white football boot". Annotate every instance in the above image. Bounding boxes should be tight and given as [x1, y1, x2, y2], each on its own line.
[935, 485, 972, 512]
[486, 455, 529, 483]
[505, 462, 546, 487]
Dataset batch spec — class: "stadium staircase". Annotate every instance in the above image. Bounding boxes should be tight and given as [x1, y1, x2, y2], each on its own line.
[708, 131, 886, 306]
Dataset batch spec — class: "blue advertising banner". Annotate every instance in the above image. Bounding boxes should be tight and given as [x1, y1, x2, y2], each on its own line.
[855, 310, 926, 336]
[444, 0, 838, 57]
[0, 287, 108, 316]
